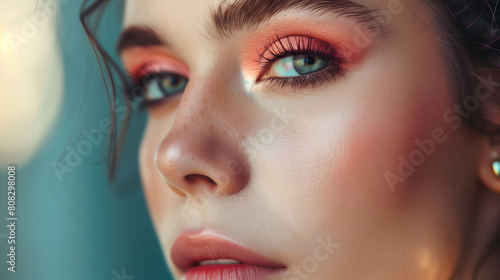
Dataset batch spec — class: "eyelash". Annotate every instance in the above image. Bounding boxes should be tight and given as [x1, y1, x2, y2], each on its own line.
[126, 36, 345, 106]
[257, 35, 345, 89]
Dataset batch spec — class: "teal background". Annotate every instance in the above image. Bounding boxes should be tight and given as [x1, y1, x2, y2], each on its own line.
[0, 1, 173, 279]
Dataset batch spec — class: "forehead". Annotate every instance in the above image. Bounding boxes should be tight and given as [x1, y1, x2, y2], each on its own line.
[123, 0, 219, 57]
[121, 0, 436, 62]
[122, 0, 394, 34]
[123, 0, 217, 31]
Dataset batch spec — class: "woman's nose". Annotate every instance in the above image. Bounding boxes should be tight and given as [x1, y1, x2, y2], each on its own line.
[154, 81, 251, 197]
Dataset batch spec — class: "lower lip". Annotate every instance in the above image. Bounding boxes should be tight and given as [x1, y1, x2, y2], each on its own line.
[185, 264, 285, 280]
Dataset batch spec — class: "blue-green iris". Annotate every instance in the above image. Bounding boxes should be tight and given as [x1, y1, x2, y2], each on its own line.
[292, 55, 328, 75]
[272, 55, 329, 77]
[145, 74, 188, 102]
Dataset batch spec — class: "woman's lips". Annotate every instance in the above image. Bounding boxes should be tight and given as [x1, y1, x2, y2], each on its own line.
[183, 264, 284, 280]
[171, 229, 286, 280]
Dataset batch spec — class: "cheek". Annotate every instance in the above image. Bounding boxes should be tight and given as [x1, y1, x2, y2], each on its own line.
[260, 52, 457, 219]
[252, 48, 464, 277]
[314, 80, 462, 278]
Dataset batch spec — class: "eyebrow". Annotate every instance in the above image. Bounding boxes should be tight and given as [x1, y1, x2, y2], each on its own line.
[209, 0, 383, 39]
[117, 0, 384, 53]
[117, 26, 166, 53]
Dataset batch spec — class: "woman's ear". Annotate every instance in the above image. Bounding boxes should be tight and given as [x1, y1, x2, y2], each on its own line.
[474, 68, 500, 193]
[478, 136, 500, 194]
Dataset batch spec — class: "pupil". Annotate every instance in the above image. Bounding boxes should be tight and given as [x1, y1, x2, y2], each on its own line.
[305, 56, 316, 65]
[169, 76, 179, 86]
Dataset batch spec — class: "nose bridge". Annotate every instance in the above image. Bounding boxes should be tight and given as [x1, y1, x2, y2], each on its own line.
[154, 74, 252, 196]
[173, 76, 250, 150]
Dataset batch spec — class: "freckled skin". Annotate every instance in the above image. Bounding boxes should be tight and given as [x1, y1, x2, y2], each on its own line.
[121, 0, 494, 279]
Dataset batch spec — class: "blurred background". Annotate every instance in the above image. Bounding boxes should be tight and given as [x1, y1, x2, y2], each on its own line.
[0, 0, 172, 279]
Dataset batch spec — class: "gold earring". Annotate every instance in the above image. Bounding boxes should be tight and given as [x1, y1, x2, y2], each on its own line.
[493, 161, 500, 177]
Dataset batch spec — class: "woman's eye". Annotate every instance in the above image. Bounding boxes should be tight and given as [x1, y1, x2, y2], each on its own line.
[268, 55, 329, 77]
[141, 73, 188, 104]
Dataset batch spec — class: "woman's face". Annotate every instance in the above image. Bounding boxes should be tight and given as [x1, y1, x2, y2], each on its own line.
[120, 0, 482, 279]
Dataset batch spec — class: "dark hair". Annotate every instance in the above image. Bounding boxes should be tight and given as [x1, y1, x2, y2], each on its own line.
[80, 0, 500, 277]
[434, 0, 500, 137]
[80, 0, 133, 179]
[427, 2, 500, 274]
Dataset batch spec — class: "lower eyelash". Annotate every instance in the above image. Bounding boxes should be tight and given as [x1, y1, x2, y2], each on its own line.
[125, 71, 150, 99]
[127, 70, 185, 109]
[262, 67, 344, 90]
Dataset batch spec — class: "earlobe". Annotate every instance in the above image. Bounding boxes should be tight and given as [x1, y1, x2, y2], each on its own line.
[478, 140, 500, 193]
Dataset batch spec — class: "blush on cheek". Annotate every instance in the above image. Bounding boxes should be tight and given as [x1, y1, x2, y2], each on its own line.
[345, 81, 454, 213]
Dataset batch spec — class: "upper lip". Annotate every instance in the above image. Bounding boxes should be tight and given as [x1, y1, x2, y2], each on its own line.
[171, 229, 286, 272]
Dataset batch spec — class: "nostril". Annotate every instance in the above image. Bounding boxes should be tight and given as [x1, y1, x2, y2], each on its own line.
[185, 174, 217, 186]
